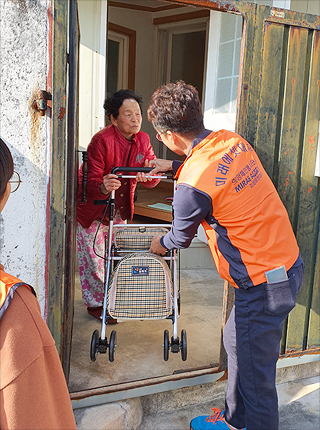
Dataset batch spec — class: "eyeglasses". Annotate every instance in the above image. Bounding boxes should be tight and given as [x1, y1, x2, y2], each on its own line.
[9, 171, 22, 193]
[156, 133, 162, 142]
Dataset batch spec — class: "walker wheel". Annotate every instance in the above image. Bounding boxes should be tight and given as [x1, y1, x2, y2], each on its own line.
[164, 329, 170, 361]
[90, 329, 99, 362]
[109, 330, 117, 362]
[181, 329, 187, 361]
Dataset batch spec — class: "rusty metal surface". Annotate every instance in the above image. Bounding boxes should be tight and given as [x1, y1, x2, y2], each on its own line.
[48, 0, 68, 354]
[309, 221, 320, 348]
[168, 0, 243, 14]
[70, 365, 223, 401]
[234, 3, 320, 353]
[286, 29, 320, 353]
[60, 0, 80, 381]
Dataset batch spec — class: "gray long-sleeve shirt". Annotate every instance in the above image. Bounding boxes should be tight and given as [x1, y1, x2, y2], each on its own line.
[160, 130, 213, 250]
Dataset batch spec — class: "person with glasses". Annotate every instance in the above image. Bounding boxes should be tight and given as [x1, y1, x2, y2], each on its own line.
[77, 89, 160, 322]
[0, 138, 76, 430]
[8, 171, 22, 193]
[146, 81, 304, 430]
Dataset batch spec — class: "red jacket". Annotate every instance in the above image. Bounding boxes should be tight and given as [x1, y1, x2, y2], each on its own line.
[77, 125, 159, 228]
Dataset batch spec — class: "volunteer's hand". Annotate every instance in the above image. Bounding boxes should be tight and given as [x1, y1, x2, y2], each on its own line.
[148, 159, 173, 175]
[149, 235, 167, 256]
[100, 173, 121, 195]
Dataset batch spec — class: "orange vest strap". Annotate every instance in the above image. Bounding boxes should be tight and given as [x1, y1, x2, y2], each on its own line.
[0, 270, 36, 320]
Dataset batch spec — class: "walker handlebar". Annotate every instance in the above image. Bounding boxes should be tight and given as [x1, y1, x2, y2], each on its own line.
[111, 166, 174, 180]
[94, 167, 174, 205]
[111, 166, 153, 174]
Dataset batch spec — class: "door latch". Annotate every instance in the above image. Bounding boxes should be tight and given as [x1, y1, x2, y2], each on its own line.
[31, 90, 52, 116]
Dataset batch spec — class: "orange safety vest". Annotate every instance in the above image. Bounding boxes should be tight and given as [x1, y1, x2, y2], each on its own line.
[176, 129, 299, 288]
[0, 270, 35, 320]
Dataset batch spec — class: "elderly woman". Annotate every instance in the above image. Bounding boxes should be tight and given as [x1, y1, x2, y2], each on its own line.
[77, 89, 160, 321]
[0, 138, 76, 430]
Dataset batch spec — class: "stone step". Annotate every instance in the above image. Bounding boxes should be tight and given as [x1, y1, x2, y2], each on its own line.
[74, 398, 142, 430]
[138, 373, 320, 430]
[74, 360, 319, 430]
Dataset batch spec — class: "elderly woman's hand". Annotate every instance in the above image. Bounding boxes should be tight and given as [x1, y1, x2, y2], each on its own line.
[136, 159, 154, 183]
[100, 174, 122, 195]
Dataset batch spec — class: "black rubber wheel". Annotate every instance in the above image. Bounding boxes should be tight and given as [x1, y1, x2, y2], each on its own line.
[109, 330, 117, 362]
[181, 329, 187, 361]
[164, 329, 170, 361]
[90, 329, 99, 362]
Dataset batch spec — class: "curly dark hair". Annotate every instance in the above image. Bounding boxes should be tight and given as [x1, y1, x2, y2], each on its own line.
[147, 81, 204, 135]
[0, 138, 14, 200]
[103, 89, 143, 119]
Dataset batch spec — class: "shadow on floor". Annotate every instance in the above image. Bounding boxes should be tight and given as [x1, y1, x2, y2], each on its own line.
[68, 265, 224, 393]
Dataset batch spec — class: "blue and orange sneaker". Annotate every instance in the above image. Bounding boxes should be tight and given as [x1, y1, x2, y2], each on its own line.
[190, 408, 246, 430]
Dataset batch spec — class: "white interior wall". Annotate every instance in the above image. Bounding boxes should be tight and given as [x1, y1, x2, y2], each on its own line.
[78, 2, 163, 150]
[203, 10, 238, 132]
[78, 0, 108, 151]
[0, 0, 50, 314]
[108, 6, 157, 143]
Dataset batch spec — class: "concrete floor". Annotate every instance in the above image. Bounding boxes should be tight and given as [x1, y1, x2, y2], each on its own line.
[68, 265, 224, 393]
[136, 375, 320, 430]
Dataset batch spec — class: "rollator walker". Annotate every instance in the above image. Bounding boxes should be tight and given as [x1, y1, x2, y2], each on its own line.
[90, 166, 187, 363]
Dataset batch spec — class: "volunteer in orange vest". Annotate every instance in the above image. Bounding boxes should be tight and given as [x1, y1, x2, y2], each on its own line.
[0, 137, 76, 430]
[147, 81, 304, 430]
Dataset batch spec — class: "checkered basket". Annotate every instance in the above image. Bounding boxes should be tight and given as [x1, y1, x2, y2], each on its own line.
[107, 253, 173, 319]
[114, 227, 169, 251]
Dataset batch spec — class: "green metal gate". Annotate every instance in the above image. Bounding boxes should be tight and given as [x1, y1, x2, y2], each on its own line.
[236, 1, 320, 355]
[49, 0, 80, 380]
[177, 0, 320, 358]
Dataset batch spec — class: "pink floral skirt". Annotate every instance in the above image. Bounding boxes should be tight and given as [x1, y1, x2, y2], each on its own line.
[76, 216, 125, 307]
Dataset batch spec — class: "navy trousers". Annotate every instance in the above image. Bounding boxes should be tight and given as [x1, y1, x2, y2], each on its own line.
[223, 263, 304, 430]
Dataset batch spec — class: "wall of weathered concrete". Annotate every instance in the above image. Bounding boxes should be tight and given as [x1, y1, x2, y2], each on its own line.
[0, 0, 50, 314]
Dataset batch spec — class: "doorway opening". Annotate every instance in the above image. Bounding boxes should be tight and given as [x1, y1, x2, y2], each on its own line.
[70, 0, 243, 396]
[155, 18, 208, 160]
